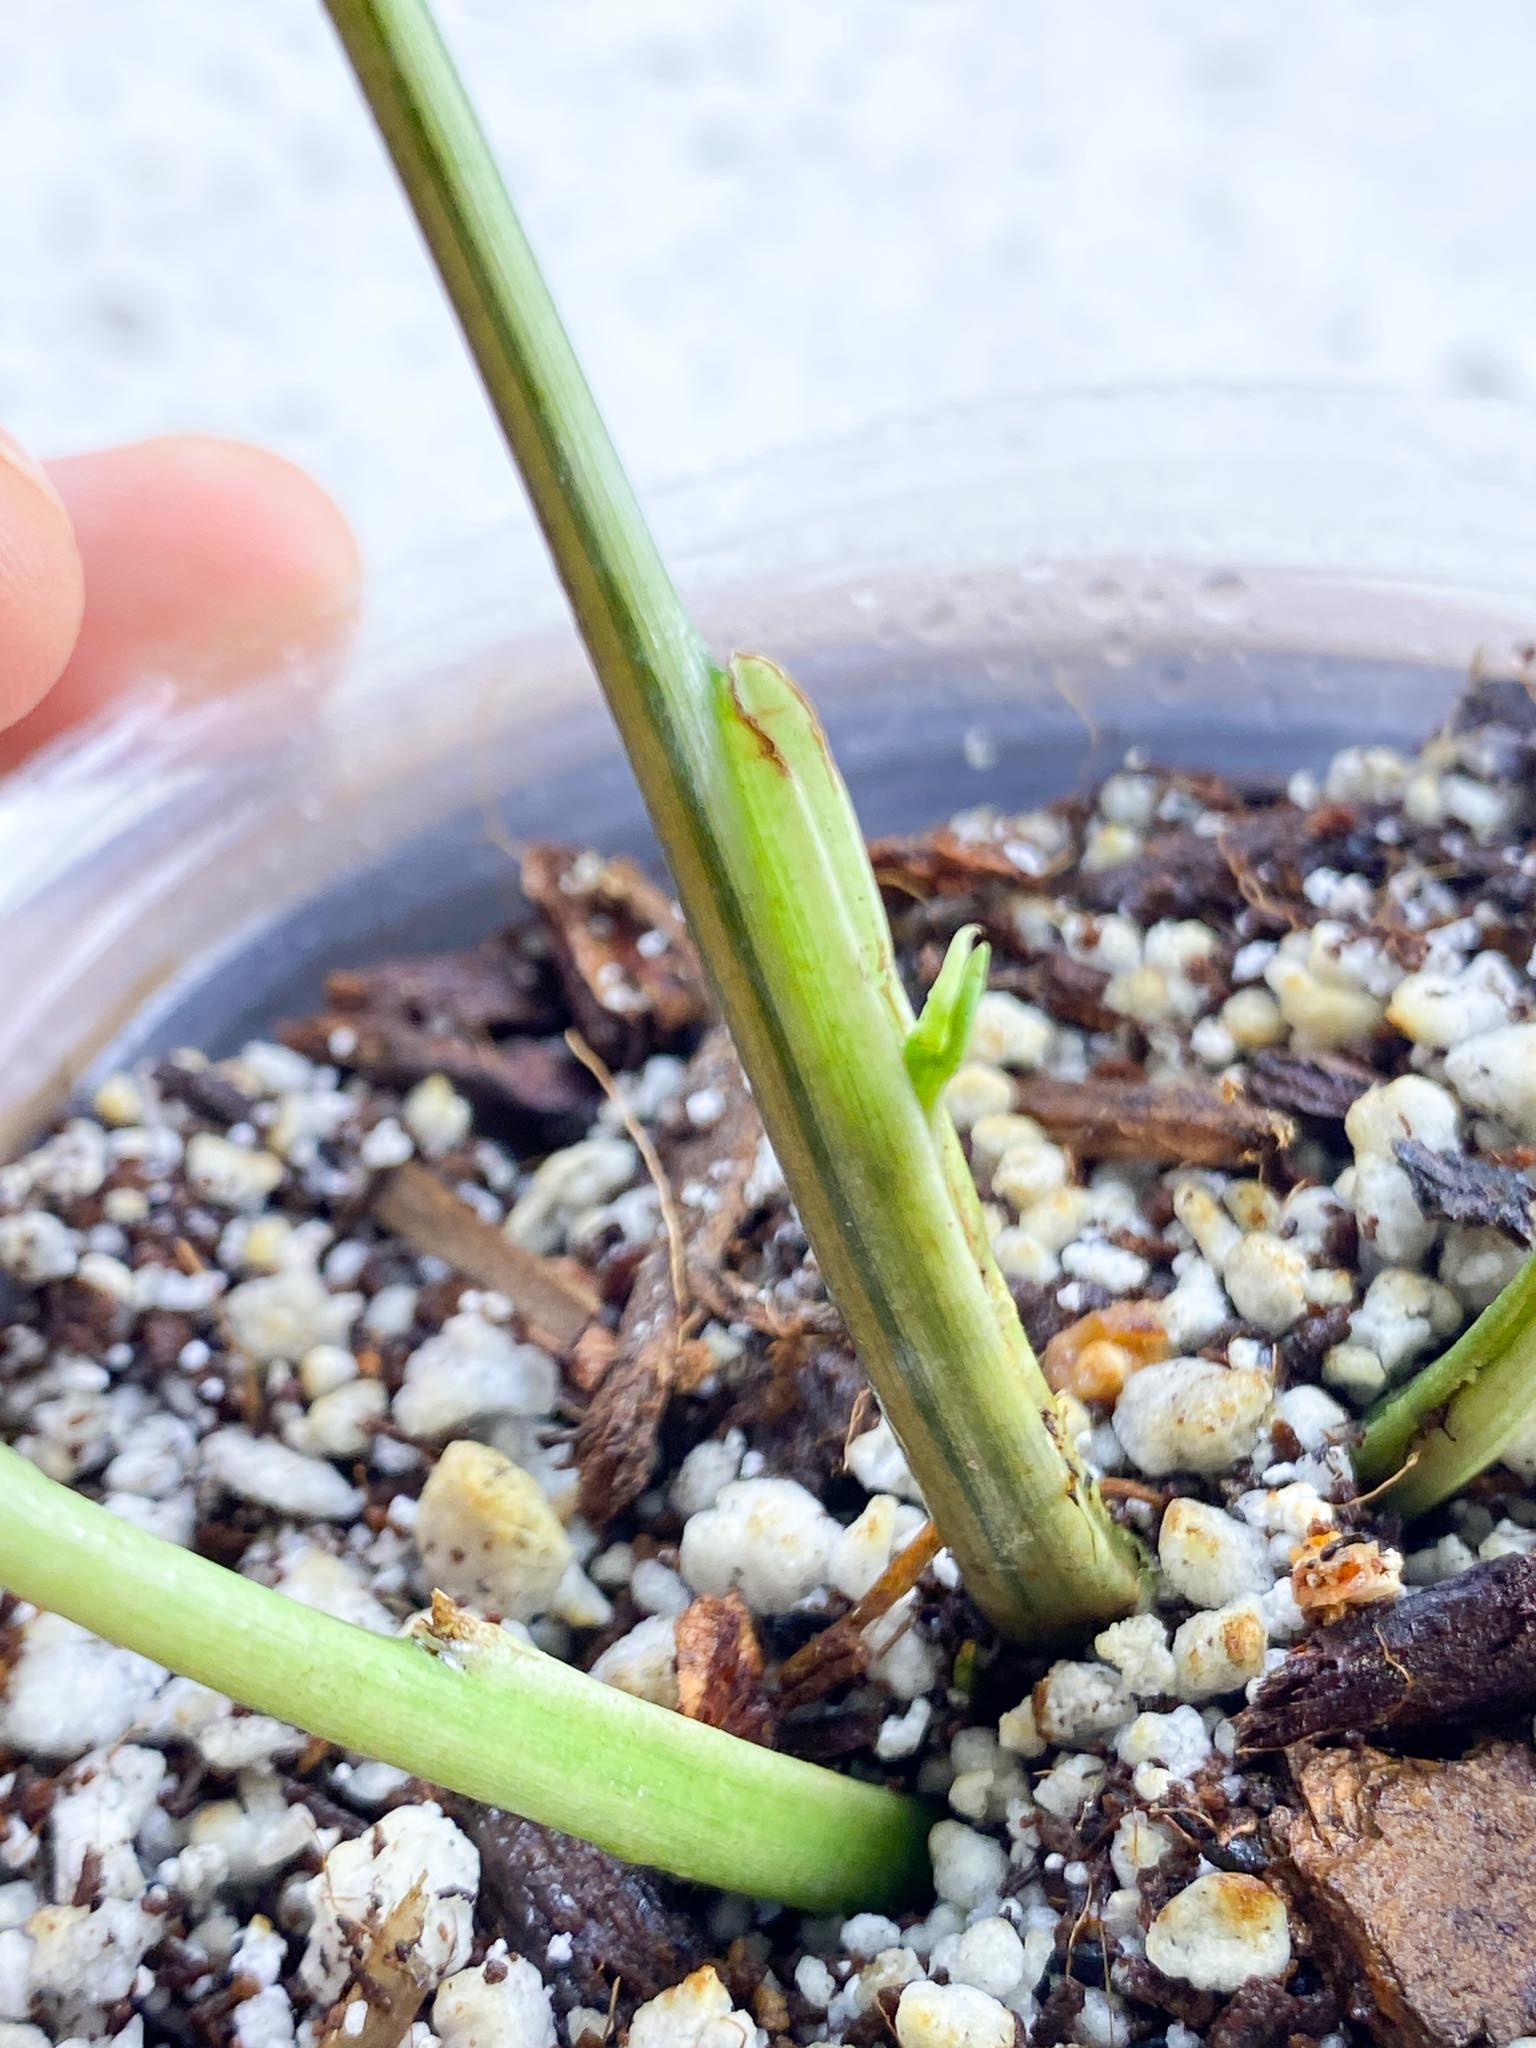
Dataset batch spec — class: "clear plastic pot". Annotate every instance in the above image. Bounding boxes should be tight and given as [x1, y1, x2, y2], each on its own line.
[4, 386, 1536, 1155]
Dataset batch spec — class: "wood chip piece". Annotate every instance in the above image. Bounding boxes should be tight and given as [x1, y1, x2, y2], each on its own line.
[777, 1521, 940, 1710]
[323, 934, 557, 1034]
[869, 826, 1034, 899]
[1004, 954, 1121, 1033]
[1011, 1075, 1295, 1169]
[282, 1012, 593, 1131]
[573, 1244, 676, 1521]
[317, 1882, 431, 2048]
[1245, 1048, 1380, 1124]
[372, 1161, 599, 1353]
[521, 844, 708, 1065]
[1284, 1741, 1536, 2048]
[674, 1593, 775, 1746]
[1239, 1551, 1536, 1749]
[1393, 1137, 1534, 1244]
[451, 1803, 708, 2016]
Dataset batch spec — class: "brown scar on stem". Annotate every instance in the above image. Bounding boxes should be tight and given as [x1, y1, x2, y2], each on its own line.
[724, 668, 791, 775]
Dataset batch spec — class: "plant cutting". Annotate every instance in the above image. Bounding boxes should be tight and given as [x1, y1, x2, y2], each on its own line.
[320, 0, 1144, 1643]
[1, 8, 1536, 2046]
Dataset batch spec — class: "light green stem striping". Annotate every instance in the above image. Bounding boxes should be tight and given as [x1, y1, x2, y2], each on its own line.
[1355, 1252, 1536, 1516]
[320, 0, 1144, 1641]
[0, 1443, 928, 1910]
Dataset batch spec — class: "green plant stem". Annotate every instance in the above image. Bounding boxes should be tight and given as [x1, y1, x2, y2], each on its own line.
[1355, 1253, 1536, 1516]
[321, 0, 1143, 1641]
[0, 1443, 928, 1911]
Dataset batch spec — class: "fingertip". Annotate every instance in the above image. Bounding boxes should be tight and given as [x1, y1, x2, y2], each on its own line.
[0, 432, 86, 730]
[0, 434, 362, 763]
[49, 432, 363, 687]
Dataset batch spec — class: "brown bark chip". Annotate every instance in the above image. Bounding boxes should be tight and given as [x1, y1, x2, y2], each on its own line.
[282, 1013, 594, 1131]
[372, 1161, 599, 1353]
[1244, 1048, 1380, 1125]
[1005, 954, 1121, 1033]
[323, 934, 558, 1035]
[573, 1244, 677, 1521]
[1393, 1137, 1535, 1243]
[1011, 1075, 1294, 1170]
[1283, 1741, 1536, 2048]
[1205, 1979, 1339, 2048]
[521, 844, 708, 1065]
[1239, 1552, 1536, 1749]
[869, 826, 1036, 899]
[674, 1593, 776, 1746]
[451, 1804, 708, 2015]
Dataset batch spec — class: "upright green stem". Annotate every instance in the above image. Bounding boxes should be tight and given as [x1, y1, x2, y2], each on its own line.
[320, 0, 1142, 1638]
[0, 1443, 927, 1910]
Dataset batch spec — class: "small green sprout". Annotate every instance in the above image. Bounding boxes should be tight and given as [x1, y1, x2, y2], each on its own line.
[906, 926, 992, 1116]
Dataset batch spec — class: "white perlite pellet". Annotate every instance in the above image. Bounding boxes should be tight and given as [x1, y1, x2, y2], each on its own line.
[202, 1428, 363, 1521]
[1033, 1661, 1133, 1748]
[627, 1964, 767, 2048]
[393, 1313, 558, 1440]
[1444, 1021, 1536, 1139]
[1112, 1357, 1271, 1476]
[1093, 1613, 1177, 1697]
[50, 1746, 165, 1905]
[1171, 1599, 1269, 1699]
[928, 1916, 1027, 2000]
[23, 1898, 160, 2034]
[415, 1439, 572, 1621]
[928, 1822, 1008, 1909]
[1221, 1232, 1309, 1334]
[185, 1132, 284, 1211]
[1158, 1498, 1272, 1609]
[403, 1075, 474, 1160]
[679, 1476, 838, 1614]
[845, 1415, 925, 1503]
[0, 1613, 166, 1762]
[1144, 1873, 1291, 1992]
[432, 1951, 556, 2048]
[223, 1270, 360, 1364]
[505, 1138, 638, 1252]
[588, 1615, 679, 1709]
[894, 1978, 1015, 2048]
[0, 1212, 77, 1284]
[1115, 1705, 1212, 1782]
[300, 1806, 478, 2003]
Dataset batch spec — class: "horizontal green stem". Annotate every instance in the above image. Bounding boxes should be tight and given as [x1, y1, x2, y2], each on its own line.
[321, 0, 1144, 1641]
[1355, 1253, 1536, 1517]
[0, 1444, 929, 1910]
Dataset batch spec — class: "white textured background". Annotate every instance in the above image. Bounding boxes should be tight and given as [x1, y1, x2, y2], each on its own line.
[1, 2, 1533, 568]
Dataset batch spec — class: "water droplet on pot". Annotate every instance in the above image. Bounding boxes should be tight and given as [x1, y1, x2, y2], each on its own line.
[1080, 575, 1129, 623]
[1102, 628, 1136, 668]
[963, 725, 998, 771]
[1195, 569, 1250, 622]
